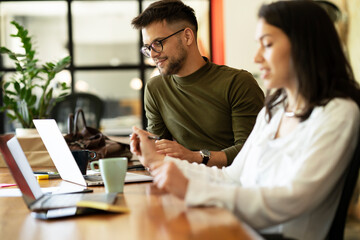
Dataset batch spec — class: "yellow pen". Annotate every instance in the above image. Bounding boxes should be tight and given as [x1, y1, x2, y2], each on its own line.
[36, 174, 61, 180]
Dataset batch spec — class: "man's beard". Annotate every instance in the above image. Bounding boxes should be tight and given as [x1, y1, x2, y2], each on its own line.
[158, 44, 187, 76]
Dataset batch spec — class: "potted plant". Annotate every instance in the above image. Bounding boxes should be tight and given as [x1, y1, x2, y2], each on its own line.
[0, 20, 71, 132]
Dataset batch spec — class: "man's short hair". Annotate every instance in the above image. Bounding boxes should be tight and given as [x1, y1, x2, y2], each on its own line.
[131, 0, 198, 34]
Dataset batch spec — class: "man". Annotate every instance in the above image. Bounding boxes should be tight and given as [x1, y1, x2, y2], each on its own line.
[131, 0, 264, 167]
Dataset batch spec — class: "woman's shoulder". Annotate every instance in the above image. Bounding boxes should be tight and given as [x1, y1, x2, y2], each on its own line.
[316, 98, 359, 115]
[311, 98, 360, 124]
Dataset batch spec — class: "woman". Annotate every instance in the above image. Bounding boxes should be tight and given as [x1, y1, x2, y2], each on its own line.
[130, 1, 360, 239]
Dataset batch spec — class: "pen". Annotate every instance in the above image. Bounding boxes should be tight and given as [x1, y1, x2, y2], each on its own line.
[36, 174, 61, 180]
[147, 135, 161, 140]
[0, 183, 16, 188]
[33, 171, 58, 175]
[129, 134, 160, 140]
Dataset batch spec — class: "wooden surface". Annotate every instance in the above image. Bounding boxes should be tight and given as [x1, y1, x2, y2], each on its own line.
[0, 168, 262, 240]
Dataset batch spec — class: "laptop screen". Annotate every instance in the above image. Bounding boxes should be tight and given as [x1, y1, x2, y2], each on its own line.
[0, 136, 43, 206]
[33, 119, 87, 186]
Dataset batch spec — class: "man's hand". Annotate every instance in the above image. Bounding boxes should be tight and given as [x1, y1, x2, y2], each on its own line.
[149, 161, 189, 199]
[130, 131, 141, 156]
[155, 140, 202, 163]
[130, 127, 165, 167]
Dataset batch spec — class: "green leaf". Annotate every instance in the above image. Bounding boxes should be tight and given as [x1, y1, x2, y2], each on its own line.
[20, 91, 25, 101]
[15, 53, 26, 58]
[49, 72, 55, 80]
[6, 112, 17, 121]
[4, 90, 17, 96]
[46, 88, 53, 100]
[14, 82, 21, 93]
[15, 63, 22, 72]
[53, 56, 71, 73]
[3, 95, 11, 105]
[28, 95, 37, 106]
[46, 62, 55, 69]
[3, 82, 11, 89]
[0, 47, 12, 54]
[24, 89, 32, 102]
[9, 54, 18, 61]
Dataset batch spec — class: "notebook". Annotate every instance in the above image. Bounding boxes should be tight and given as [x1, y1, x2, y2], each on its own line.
[33, 119, 153, 186]
[0, 136, 119, 219]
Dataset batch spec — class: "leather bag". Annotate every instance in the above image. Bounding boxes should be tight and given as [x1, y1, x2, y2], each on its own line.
[64, 109, 132, 161]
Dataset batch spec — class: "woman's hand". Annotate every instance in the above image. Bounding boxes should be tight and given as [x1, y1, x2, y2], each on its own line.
[150, 161, 189, 199]
[130, 126, 165, 167]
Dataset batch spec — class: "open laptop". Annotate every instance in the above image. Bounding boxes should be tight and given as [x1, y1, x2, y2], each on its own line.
[0, 135, 118, 219]
[33, 119, 153, 186]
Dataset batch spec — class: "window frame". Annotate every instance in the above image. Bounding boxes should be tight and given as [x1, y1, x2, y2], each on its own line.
[0, 0, 211, 134]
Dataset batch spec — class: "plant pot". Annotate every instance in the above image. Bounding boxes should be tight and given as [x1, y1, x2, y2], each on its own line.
[15, 128, 39, 138]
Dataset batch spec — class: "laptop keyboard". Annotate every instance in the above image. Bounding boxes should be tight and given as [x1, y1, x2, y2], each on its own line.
[84, 175, 103, 181]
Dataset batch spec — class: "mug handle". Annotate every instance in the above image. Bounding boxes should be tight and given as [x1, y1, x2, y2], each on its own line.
[88, 151, 97, 160]
[90, 161, 100, 172]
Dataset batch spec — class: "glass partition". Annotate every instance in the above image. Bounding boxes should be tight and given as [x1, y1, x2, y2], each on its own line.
[0, 1, 69, 68]
[0, 0, 210, 135]
[74, 70, 142, 135]
[72, 1, 139, 66]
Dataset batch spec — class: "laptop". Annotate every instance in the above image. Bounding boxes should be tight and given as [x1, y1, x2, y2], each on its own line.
[0, 135, 118, 219]
[33, 119, 153, 186]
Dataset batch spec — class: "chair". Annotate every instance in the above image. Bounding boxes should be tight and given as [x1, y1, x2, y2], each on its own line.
[327, 129, 360, 240]
[51, 93, 104, 132]
[315, 0, 342, 23]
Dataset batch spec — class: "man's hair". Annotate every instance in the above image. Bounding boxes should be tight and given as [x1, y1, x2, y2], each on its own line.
[131, 0, 198, 34]
[258, 1, 360, 121]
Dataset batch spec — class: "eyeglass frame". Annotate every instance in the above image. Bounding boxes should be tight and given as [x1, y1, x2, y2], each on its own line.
[140, 28, 185, 58]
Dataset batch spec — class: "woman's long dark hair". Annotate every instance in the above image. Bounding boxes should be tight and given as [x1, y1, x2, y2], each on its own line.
[258, 1, 360, 121]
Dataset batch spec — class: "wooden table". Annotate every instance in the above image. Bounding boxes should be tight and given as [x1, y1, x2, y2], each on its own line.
[0, 168, 262, 240]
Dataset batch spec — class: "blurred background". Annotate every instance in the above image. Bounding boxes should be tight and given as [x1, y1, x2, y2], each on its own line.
[0, 0, 358, 135]
[0, 0, 210, 135]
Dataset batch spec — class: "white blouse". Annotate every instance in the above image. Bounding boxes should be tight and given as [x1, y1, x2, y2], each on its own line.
[164, 98, 360, 240]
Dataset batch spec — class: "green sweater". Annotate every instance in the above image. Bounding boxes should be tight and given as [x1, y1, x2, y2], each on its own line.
[145, 59, 264, 165]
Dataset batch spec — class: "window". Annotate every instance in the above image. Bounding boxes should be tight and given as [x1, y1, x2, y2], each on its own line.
[0, 0, 210, 134]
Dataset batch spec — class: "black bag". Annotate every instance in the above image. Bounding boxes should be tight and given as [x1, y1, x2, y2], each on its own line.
[64, 109, 132, 161]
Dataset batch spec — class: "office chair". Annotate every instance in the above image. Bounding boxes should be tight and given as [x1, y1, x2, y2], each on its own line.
[315, 0, 342, 23]
[327, 129, 360, 240]
[51, 92, 104, 131]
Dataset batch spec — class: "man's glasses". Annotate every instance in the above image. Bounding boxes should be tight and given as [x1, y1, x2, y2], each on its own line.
[141, 28, 185, 58]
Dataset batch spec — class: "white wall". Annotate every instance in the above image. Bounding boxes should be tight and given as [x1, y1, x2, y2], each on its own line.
[223, 0, 360, 85]
[224, 0, 265, 76]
